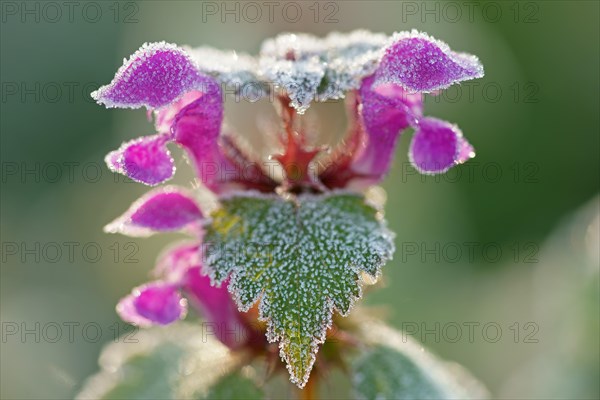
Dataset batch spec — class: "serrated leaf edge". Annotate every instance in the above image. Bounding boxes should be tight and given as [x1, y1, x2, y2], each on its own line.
[202, 190, 395, 388]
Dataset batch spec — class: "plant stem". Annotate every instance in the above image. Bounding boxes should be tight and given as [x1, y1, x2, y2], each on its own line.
[300, 375, 318, 400]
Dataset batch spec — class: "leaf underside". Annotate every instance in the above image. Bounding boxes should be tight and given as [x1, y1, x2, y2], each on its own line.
[203, 192, 395, 387]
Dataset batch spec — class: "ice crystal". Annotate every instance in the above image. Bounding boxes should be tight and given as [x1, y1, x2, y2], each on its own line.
[187, 46, 267, 100]
[259, 30, 388, 110]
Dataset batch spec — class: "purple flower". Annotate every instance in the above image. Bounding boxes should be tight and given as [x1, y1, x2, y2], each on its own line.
[117, 282, 187, 327]
[94, 32, 482, 192]
[104, 186, 203, 237]
[105, 134, 174, 186]
[96, 30, 483, 350]
[117, 241, 258, 349]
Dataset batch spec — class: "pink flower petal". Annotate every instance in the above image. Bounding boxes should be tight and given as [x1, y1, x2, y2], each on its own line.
[183, 267, 251, 349]
[350, 75, 423, 180]
[117, 282, 187, 326]
[154, 242, 202, 284]
[153, 90, 205, 134]
[374, 30, 484, 93]
[105, 134, 175, 186]
[171, 91, 236, 191]
[153, 243, 255, 349]
[92, 42, 213, 109]
[409, 117, 474, 174]
[104, 187, 203, 237]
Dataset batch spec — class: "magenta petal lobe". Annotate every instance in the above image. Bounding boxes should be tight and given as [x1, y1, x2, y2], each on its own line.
[350, 76, 423, 180]
[374, 31, 484, 93]
[91, 42, 207, 109]
[154, 242, 202, 284]
[105, 135, 175, 186]
[105, 187, 203, 236]
[153, 90, 204, 134]
[117, 282, 187, 326]
[171, 90, 233, 191]
[409, 117, 474, 174]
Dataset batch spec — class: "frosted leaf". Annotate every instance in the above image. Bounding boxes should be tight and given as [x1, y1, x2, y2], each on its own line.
[316, 30, 387, 101]
[259, 31, 388, 111]
[202, 191, 395, 387]
[259, 56, 326, 114]
[187, 46, 267, 101]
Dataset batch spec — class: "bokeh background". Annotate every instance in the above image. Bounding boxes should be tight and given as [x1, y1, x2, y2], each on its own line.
[1, 1, 598, 398]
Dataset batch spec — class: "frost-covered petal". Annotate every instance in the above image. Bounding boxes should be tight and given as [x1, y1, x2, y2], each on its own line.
[117, 282, 187, 327]
[171, 91, 233, 190]
[374, 30, 484, 93]
[104, 187, 203, 236]
[166, 89, 275, 193]
[154, 242, 202, 283]
[105, 134, 174, 186]
[153, 243, 254, 348]
[350, 76, 422, 180]
[409, 117, 474, 174]
[183, 267, 250, 349]
[91, 42, 213, 109]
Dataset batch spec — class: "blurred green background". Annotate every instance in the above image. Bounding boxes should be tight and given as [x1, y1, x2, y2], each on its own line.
[1, 1, 598, 398]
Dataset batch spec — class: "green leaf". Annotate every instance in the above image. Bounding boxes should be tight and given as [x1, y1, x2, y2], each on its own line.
[201, 370, 264, 400]
[203, 191, 394, 388]
[77, 323, 245, 400]
[352, 323, 489, 400]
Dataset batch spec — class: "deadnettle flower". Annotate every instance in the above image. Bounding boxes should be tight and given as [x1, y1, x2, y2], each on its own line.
[94, 29, 483, 384]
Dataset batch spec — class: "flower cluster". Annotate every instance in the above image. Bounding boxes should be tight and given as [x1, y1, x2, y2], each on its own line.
[94, 29, 483, 386]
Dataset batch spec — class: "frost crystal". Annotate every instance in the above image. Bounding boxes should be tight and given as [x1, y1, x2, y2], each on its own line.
[202, 192, 395, 387]
[259, 30, 388, 110]
[187, 46, 267, 100]
[259, 56, 326, 114]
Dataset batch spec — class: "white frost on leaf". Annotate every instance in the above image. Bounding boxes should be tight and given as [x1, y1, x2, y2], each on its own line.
[186, 46, 268, 100]
[202, 191, 395, 388]
[259, 30, 388, 111]
[258, 56, 326, 114]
